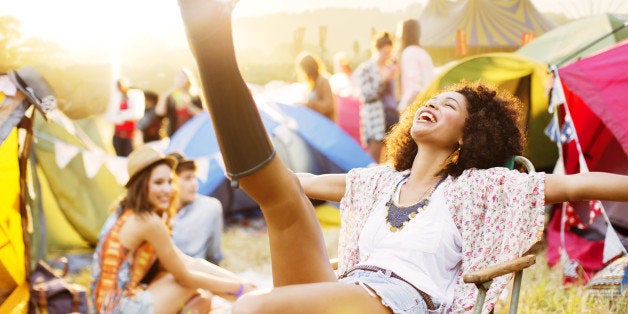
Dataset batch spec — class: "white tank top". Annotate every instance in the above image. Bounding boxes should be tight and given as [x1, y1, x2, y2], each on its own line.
[357, 176, 462, 307]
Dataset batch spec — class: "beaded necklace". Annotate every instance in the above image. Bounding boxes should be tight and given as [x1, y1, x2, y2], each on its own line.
[385, 175, 446, 232]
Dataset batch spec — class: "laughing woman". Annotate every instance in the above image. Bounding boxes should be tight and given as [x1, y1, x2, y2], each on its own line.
[90, 145, 255, 313]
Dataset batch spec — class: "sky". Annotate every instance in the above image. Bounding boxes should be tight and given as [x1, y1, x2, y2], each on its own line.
[1, 0, 627, 48]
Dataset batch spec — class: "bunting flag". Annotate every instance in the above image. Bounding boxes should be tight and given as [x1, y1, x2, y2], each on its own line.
[553, 155, 565, 175]
[588, 200, 603, 224]
[48, 110, 77, 135]
[603, 225, 626, 263]
[544, 118, 560, 143]
[54, 141, 80, 169]
[559, 118, 576, 144]
[82, 149, 107, 179]
[561, 250, 580, 279]
[0, 75, 17, 96]
[563, 202, 587, 230]
[548, 71, 566, 114]
[105, 156, 128, 186]
[41, 130, 220, 187]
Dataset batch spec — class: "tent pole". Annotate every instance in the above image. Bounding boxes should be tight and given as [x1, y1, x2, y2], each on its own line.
[18, 108, 35, 278]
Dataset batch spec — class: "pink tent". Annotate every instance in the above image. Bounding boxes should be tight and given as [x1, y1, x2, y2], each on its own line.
[546, 40, 628, 282]
[335, 94, 362, 147]
[329, 73, 363, 148]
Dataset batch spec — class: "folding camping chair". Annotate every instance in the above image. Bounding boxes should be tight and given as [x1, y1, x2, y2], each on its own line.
[330, 156, 539, 314]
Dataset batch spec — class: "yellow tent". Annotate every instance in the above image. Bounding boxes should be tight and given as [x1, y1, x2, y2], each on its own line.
[0, 127, 29, 312]
[0, 67, 122, 312]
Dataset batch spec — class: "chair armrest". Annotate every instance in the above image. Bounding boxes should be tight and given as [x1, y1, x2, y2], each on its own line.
[463, 254, 536, 284]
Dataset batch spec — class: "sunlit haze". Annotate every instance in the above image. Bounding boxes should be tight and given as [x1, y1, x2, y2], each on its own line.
[2, 0, 627, 49]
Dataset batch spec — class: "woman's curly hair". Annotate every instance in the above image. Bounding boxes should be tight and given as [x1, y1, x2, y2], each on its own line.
[385, 82, 525, 178]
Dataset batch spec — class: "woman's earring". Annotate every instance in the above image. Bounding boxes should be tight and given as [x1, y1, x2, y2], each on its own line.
[450, 147, 460, 165]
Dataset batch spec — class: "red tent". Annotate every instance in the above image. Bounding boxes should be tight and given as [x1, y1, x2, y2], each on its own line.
[546, 40, 628, 282]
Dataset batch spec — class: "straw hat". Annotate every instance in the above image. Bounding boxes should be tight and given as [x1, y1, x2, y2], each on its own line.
[126, 146, 177, 187]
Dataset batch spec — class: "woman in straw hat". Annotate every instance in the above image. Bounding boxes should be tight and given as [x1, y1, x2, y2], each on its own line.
[90, 145, 255, 313]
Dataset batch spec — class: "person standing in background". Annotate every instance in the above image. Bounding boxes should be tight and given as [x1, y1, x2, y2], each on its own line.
[169, 152, 225, 265]
[396, 19, 435, 113]
[156, 68, 204, 137]
[296, 51, 336, 121]
[137, 90, 165, 144]
[105, 77, 145, 157]
[354, 31, 398, 163]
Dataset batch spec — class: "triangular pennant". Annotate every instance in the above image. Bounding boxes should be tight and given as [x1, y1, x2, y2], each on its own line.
[47, 110, 77, 135]
[563, 257, 580, 279]
[82, 149, 106, 178]
[560, 248, 569, 264]
[105, 156, 129, 186]
[54, 141, 80, 168]
[603, 225, 626, 263]
[544, 118, 560, 143]
[0, 75, 17, 96]
[553, 155, 565, 175]
[578, 153, 589, 173]
[194, 156, 210, 183]
[559, 119, 575, 144]
[588, 200, 603, 224]
[563, 202, 587, 230]
[549, 73, 566, 113]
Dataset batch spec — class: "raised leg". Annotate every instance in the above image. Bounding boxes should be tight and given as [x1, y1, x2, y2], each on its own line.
[177, 0, 336, 286]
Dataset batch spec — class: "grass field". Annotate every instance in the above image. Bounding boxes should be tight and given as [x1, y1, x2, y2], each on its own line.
[68, 221, 627, 313]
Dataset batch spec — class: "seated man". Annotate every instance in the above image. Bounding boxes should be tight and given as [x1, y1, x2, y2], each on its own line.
[169, 152, 224, 264]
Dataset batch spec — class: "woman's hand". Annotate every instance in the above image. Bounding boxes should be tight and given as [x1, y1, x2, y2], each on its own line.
[241, 281, 258, 295]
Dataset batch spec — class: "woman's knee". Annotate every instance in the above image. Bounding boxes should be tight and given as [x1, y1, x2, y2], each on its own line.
[183, 292, 212, 313]
[231, 293, 268, 314]
[148, 273, 198, 309]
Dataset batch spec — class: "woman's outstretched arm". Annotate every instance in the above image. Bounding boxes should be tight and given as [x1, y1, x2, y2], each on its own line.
[545, 172, 628, 205]
[296, 173, 346, 202]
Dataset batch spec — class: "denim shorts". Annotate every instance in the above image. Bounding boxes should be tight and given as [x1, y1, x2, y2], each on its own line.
[338, 269, 444, 314]
[115, 290, 155, 314]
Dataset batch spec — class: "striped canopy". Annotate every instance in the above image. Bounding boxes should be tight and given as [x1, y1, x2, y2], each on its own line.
[419, 0, 556, 48]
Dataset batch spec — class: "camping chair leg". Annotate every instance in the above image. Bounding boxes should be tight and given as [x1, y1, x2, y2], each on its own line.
[509, 270, 524, 314]
[473, 281, 491, 314]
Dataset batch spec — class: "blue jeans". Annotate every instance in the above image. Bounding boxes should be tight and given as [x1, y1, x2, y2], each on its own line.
[339, 269, 444, 313]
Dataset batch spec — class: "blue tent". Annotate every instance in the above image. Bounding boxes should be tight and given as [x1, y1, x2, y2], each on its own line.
[167, 102, 373, 213]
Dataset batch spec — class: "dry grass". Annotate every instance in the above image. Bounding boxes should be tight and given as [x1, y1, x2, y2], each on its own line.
[220, 221, 628, 313]
[495, 251, 628, 313]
